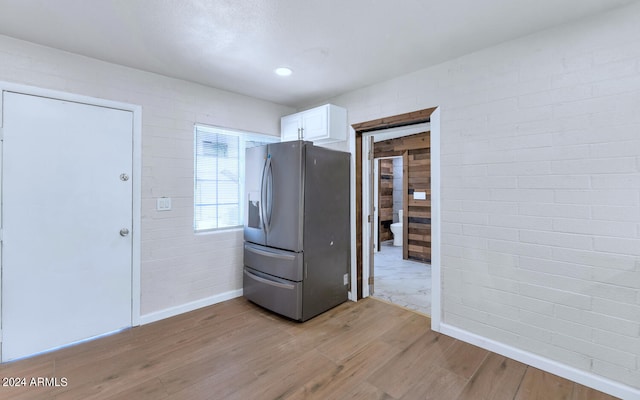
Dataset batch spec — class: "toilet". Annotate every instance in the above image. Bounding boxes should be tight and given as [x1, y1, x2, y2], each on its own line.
[390, 210, 403, 247]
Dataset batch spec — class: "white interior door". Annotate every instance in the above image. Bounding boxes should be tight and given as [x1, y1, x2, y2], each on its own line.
[1, 91, 133, 361]
[362, 134, 375, 297]
[373, 158, 379, 253]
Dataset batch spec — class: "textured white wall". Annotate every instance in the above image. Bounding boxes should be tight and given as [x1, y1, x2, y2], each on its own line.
[326, 3, 640, 391]
[0, 35, 294, 318]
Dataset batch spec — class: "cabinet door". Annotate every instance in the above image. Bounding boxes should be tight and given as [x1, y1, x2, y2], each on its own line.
[301, 105, 328, 141]
[281, 114, 301, 141]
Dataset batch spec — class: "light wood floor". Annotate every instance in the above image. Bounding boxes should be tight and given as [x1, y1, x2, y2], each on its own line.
[0, 297, 619, 399]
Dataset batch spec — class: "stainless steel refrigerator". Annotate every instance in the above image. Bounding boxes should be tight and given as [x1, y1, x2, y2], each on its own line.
[243, 140, 350, 321]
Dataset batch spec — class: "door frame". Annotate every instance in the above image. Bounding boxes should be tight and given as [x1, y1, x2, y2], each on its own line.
[0, 81, 143, 328]
[373, 157, 379, 253]
[352, 107, 441, 331]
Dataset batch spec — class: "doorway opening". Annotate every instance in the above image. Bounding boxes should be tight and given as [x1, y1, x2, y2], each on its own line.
[372, 152, 431, 315]
[352, 107, 440, 326]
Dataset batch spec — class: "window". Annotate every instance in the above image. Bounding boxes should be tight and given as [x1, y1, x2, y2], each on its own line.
[194, 125, 278, 232]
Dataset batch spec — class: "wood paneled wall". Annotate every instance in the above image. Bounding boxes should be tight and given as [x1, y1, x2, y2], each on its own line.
[374, 132, 430, 262]
[378, 159, 394, 244]
[406, 147, 431, 262]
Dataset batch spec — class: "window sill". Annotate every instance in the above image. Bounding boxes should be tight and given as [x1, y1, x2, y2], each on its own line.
[194, 226, 243, 236]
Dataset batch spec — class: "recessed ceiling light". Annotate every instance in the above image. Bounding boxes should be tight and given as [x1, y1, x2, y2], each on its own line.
[274, 67, 293, 77]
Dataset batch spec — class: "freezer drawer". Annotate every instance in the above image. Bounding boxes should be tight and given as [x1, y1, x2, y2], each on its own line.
[243, 267, 302, 321]
[244, 242, 303, 282]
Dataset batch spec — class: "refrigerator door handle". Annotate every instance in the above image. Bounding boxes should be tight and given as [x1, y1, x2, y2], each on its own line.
[260, 155, 270, 232]
[245, 243, 296, 261]
[264, 155, 273, 230]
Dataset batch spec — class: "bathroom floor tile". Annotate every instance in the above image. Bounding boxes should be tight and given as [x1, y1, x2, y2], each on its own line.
[372, 241, 431, 316]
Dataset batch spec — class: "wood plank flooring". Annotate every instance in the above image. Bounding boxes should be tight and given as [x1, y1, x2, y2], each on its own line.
[0, 297, 620, 399]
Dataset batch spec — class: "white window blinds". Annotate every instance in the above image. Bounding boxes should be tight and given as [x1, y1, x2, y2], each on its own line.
[194, 125, 277, 232]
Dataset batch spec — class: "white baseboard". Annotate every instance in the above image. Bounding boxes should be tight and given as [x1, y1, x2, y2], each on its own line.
[139, 289, 243, 325]
[440, 323, 639, 400]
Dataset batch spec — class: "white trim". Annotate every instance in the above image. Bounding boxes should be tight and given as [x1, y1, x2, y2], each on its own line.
[0, 81, 143, 329]
[348, 127, 358, 301]
[440, 323, 640, 400]
[361, 134, 374, 298]
[139, 289, 244, 325]
[430, 108, 441, 332]
[0, 82, 141, 114]
[372, 122, 430, 142]
[373, 158, 379, 252]
[131, 101, 142, 327]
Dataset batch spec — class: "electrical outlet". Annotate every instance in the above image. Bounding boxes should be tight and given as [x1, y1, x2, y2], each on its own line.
[343, 273, 349, 285]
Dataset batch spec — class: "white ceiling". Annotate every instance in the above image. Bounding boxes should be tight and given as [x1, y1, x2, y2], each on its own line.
[0, 0, 636, 107]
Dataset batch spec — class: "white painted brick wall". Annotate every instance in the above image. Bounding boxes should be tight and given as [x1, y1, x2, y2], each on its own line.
[0, 35, 294, 316]
[327, 2, 640, 391]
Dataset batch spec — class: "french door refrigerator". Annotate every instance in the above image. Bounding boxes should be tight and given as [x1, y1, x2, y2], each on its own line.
[243, 140, 350, 321]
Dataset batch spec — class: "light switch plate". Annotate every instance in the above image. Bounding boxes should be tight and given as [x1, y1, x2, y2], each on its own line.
[413, 191, 427, 200]
[156, 197, 172, 211]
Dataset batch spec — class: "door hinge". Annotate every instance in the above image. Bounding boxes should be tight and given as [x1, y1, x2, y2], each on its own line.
[0, 126, 3, 141]
[367, 215, 372, 223]
[0, 228, 3, 243]
[368, 150, 373, 160]
[368, 276, 374, 285]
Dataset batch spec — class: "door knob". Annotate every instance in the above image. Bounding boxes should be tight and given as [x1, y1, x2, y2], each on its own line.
[120, 228, 130, 237]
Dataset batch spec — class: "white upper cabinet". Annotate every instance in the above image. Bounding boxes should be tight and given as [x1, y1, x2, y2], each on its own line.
[281, 104, 347, 143]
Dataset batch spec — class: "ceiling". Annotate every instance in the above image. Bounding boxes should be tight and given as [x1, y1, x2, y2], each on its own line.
[0, 0, 636, 107]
